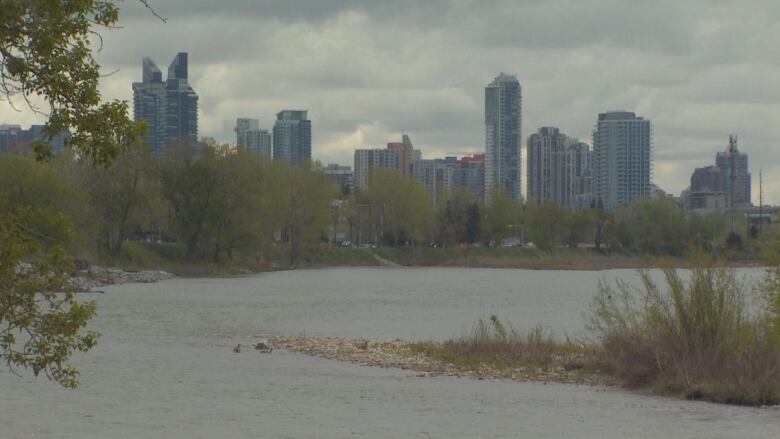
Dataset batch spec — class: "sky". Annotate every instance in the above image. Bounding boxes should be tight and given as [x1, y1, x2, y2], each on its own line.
[2, 0, 779, 203]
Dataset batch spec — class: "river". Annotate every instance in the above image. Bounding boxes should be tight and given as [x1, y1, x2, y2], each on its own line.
[1, 267, 778, 438]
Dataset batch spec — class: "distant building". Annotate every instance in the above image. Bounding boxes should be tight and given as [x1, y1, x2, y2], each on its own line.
[0, 124, 68, 156]
[485, 73, 522, 201]
[235, 118, 271, 159]
[324, 164, 354, 193]
[132, 53, 199, 158]
[455, 153, 486, 201]
[387, 134, 417, 176]
[684, 136, 752, 212]
[527, 127, 592, 210]
[527, 127, 568, 206]
[566, 141, 593, 210]
[273, 110, 311, 166]
[414, 158, 457, 207]
[715, 136, 751, 207]
[592, 111, 652, 212]
[353, 148, 399, 190]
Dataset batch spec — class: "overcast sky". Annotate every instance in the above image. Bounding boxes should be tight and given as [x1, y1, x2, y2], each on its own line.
[2, 0, 779, 203]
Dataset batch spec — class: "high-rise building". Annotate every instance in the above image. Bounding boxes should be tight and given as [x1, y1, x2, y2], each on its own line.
[414, 158, 457, 207]
[565, 142, 593, 211]
[273, 110, 311, 166]
[527, 127, 593, 210]
[0, 124, 68, 156]
[235, 118, 258, 144]
[387, 134, 417, 176]
[527, 127, 568, 206]
[324, 164, 354, 193]
[235, 118, 272, 159]
[353, 148, 399, 190]
[455, 153, 486, 201]
[592, 111, 652, 212]
[715, 136, 751, 207]
[685, 165, 729, 212]
[485, 73, 522, 201]
[132, 53, 198, 158]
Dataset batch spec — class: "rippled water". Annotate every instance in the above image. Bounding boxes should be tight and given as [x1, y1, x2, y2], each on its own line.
[2, 267, 778, 438]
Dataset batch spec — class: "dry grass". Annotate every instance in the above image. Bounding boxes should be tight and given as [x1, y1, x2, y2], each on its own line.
[409, 316, 599, 381]
[590, 264, 780, 405]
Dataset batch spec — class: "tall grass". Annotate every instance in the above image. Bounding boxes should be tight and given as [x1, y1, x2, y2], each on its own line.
[410, 315, 589, 373]
[590, 264, 780, 405]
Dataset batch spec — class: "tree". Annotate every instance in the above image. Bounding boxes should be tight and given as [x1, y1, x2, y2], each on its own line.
[482, 188, 521, 245]
[271, 163, 338, 265]
[69, 146, 160, 257]
[365, 169, 435, 246]
[525, 201, 568, 251]
[1, 1, 145, 386]
[465, 202, 481, 244]
[436, 189, 474, 247]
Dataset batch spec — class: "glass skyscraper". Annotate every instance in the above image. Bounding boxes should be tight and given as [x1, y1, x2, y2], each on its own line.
[133, 53, 198, 158]
[272, 110, 311, 166]
[485, 73, 522, 201]
[592, 111, 652, 212]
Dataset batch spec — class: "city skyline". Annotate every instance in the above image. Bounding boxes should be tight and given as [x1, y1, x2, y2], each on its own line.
[1, 1, 778, 202]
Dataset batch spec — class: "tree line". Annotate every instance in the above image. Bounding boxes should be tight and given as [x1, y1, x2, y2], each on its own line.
[0, 144, 757, 269]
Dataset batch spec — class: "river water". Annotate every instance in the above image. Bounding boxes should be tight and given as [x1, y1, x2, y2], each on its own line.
[2, 267, 778, 438]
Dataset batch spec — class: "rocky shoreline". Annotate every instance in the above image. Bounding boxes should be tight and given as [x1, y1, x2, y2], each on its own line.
[262, 334, 609, 386]
[69, 265, 175, 291]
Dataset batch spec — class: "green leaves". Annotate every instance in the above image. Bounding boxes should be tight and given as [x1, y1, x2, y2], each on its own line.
[0, 204, 99, 388]
[1, 0, 143, 166]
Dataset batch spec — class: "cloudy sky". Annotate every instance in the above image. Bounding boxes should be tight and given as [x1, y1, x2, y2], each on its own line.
[2, 0, 779, 202]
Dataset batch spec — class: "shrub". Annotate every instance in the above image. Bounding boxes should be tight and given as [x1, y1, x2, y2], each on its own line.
[590, 263, 780, 405]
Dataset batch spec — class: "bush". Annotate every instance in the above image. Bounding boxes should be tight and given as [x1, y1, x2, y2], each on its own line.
[411, 315, 586, 372]
[590, 263, 780, 405]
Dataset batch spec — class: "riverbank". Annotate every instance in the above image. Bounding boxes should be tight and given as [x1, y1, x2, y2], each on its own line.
[106, 242, 765, 277]
[263, 334, 608, 386]
[69, 265, 175, 291]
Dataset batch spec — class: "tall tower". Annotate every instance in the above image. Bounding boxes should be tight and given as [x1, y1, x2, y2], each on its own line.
[133, 53, 198, 158]
[272, 110, 311, 166]
[715, 135, 751, 207]
[484, 73, 522, 201]
[592, 111, 652, 212]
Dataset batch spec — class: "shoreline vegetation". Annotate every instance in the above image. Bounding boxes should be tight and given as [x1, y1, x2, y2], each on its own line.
[114, 243, 767, 277]
[262, 263, 780, 407]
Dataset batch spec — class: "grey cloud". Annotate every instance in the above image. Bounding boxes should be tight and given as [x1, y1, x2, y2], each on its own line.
[7, 0, 778, 202]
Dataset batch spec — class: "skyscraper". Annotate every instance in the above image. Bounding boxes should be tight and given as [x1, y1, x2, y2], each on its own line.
[133, 53, 198, 158]
[387, 134, 417, 176]
[413, 158, 456, 207]
[353, 148, 399, 190]
[236, 118, 272, 159]
[715, 136, 751, 207]
[527, 127, 593, 210]
[592, 111, 652, 212]
[485, 73, 522, 201]
[527, 127, 568, 206]
[273, 110, 311, 166]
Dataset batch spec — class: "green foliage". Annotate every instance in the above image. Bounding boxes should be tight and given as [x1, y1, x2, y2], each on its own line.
[0, 204, 98, 388]
[436, 189, 474, 247]
[482, 188, 521, 244]
[0, 0, 144, 164]
[0, 154, 95, 256]
[525, 202, 568, 250]
[363, 168, 435, 245]
[590, 263, 780, 405]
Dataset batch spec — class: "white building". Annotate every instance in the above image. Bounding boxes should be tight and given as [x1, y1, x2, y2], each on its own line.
[592, 111, 652, 212]
[353, 148, 400, 190]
